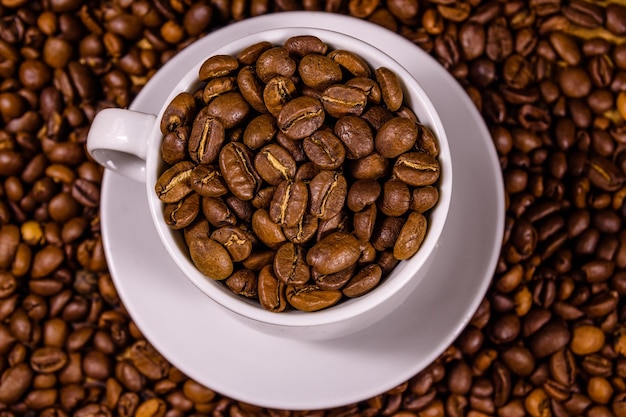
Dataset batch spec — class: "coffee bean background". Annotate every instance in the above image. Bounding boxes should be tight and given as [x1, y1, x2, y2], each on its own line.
[0, 0, 626, 416]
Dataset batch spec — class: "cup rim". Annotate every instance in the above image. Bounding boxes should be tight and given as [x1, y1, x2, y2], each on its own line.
[144, 26, 453, 328]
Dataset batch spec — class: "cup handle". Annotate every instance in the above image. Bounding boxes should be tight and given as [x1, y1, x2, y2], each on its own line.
[86, 108, 157, 183]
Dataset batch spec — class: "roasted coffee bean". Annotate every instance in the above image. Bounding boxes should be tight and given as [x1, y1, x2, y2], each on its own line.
[251, 208, 286, 249]
[161, 126, 190, 165]
[199, 55, 239, 80]
[269, 180, 308, 227]
[394, 211, 427, 260]
[190, 164, 228, 197]
[299, 54, 342, 90]
[393, 152, 441, 186]
[219, 142, 260, 200]
[188, 237, 232, 280]
[379, 180, 410, 217]
[343, 263, 382, 297]
[349, 152, 389, 179]
[285, 284, 341, 312]
[263, 75, 296, 117]
[188, 108, 226, 164]
[155, 161, 195, 203]
[256, 47, 297, 83]
[160, 92, 196, 134]
[273, 242, 310, 285]
[303, 129, 346, 170]
[313, 265, 354, 290]
[206, 91, 250, 129]
[283, 214, 318, 244]
[163, 193, 200, 229]
[334, 115, 374, 159]
[375, 117, 418, 158]
[328, 49, 371, 77]
[307, 231, 361, 275]
[372, 216, 405, 251]
[410, 186, 439, 212]
[210, 226, 253, 262]
[237, 65, 267, 113]
[258, 265, 286, 312]
[243, 114, 277, 150]
[375, 67, 403, 111]
[347, 179, 381, 212]
[309, 170, 348, 220]
[225, 270, 258, 297]
[254, 143, 296, 185]
[321, 84, 367, 118]
[202, 196, 236, 227]
[285, 35, 328, 57]
[346, 77, 382, 104]
[277, 96, 325, 139]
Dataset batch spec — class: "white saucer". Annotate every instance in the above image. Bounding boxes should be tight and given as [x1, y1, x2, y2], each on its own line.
[101, 12, 504, 410]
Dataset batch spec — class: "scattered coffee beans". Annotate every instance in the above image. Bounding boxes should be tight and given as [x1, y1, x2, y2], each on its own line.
[155, 35, 442, 312]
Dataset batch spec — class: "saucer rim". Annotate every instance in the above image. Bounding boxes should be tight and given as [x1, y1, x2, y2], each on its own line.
[101, 11, 504, 410]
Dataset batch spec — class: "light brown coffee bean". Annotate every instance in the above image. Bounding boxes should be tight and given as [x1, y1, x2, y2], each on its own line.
[283, 214, 319, 244]
[188, 237, 232, 280]
[273, 242, 310, 286]
[237, 65, 267, 114]
[410, 186, 439, 212]
[256, 47, 296, 83]
[277, 96, 325, 139]
[306, 231, 361, 275]
[269, 180, 308, 227]
[202, 76, 238, 103]
[375, 117, 418, 158]
[300, 129, 344, 170]
[188, 108, 225, 165]
[299, 54, 342, 90]
[321, 84, 368, 118]
[160, 92, 196, 134]
[202, 196, 236, 227]
[353, 204, 377, 241]
[210, 226, 253, 262]
[199, 55, 239, 80]
[225, 270, 258, 298]
[258, 265, 286, 312]
[206, 92, 250, 129]
[191, 165, 228, 197]
[243, 114, 277, 150]
[237, 41, 273, 65]
[343, 264, 382, 297]
[327, 49, 371, 77]
[163, 193, 200, 230]
[346, 77, 382, 104]
[284, 35, 328, 57]
[285, 285, 341, 312]
[155, 161, 195, 203]
[349, 152, 389, 179]
[251, 209, 286, 249]
[375, 67, 403, 111]
[347, 179, 381, 212]
[254, 144, 296, 186]
[313, 265, 355, 290]
[379, 180, 411, 217]
[219, 142, 260, 201]
[393, 152, 441, 186]
[263, 75, 296, 117]
[372, 217, 405, 251]
[308, 170, 347, 220]
[394, 211, 428, 260]
[334, 115, 374, 160]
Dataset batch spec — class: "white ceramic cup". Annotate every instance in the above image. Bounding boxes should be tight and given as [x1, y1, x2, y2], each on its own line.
[87, 27, 453, 340]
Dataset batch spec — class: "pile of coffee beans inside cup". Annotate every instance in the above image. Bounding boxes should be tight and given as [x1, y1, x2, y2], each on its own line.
[155, 35, 442, 312]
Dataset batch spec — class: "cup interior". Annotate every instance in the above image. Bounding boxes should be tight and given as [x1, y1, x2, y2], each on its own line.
[144, 27, 453, 329]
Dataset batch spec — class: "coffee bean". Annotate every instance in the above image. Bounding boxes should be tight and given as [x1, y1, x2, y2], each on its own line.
[375, 117, 418, 158]
[286, 285, 341, 312]
[254, 143, 296, 186]
[393, 152, 441, 186]
[257, 265, 286, 312]
[268, 180, 308, 227]
[334, 115, 374, 159]
[307, 231, 361, 275]
[160, 92, 196, 134]
[188, 237, 232, 280]
[277, 96, 325, 139]
[218, 142, 260, 201]
[308, 170, 347, 220]
[303, 129, 346, 170]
